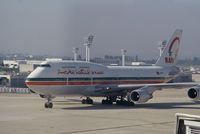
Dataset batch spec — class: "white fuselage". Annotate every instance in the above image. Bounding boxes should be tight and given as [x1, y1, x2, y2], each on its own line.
[26, 61, 179, 97]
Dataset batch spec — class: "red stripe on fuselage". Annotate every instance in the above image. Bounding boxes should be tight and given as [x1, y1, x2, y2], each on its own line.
[26, 80, 167, 86]
[26, 81, 67, 86]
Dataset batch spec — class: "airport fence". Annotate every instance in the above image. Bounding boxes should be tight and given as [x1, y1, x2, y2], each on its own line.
[0, 87, 31, 94]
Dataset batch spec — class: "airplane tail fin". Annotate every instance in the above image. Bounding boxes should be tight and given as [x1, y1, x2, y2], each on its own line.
[155, 29, 183, 66]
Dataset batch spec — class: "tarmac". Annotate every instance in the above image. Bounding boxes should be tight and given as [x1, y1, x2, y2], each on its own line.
[0, 76, 200, 134]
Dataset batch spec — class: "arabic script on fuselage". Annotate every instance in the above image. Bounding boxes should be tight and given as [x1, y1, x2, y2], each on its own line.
[58, 69, 104, 75]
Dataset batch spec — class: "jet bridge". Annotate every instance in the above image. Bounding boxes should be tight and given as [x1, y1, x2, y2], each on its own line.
[175, 113, 200, 134]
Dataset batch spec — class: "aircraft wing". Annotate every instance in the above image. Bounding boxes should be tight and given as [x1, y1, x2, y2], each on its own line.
[118, 82, 199, 89]
[94, 82, 199, 94]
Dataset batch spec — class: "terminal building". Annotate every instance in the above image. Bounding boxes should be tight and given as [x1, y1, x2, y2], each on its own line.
[19, 60, 44, 73]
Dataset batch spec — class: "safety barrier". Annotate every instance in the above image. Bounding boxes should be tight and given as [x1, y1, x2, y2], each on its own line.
[0, 87, 31, 94]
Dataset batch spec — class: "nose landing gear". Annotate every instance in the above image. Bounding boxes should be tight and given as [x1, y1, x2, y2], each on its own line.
[45, 101, 53, 108]
[41, 95, 55, 108]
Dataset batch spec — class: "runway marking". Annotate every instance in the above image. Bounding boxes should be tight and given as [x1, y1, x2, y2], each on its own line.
[69, 113, 159, 122]
[60, 121, 174, 134]
[68, 113, 174, 126]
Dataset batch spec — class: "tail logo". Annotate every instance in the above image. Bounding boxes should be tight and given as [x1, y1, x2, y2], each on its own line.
[165, 37, 180, 63]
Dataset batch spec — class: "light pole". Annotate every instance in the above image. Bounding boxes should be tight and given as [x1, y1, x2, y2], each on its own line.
[121, 49, 127, 66]
[83, 35, 94, 62]
[73, 47, 79, 61]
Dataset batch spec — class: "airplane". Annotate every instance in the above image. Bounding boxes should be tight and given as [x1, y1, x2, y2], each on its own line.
[25, 29, 200, 108]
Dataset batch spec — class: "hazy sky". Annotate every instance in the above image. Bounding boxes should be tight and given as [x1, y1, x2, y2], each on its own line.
[0, 0, 200, 59]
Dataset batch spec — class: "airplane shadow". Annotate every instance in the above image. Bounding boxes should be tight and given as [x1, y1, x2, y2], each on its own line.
[60, 101, 200, 110]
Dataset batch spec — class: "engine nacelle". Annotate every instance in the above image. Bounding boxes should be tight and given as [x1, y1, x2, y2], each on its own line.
[128, 89, 153, 103]
[188, 86, 200, 100]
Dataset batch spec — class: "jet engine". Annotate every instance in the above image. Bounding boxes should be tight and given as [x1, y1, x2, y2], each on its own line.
[188, 86, 200, 100]
[128, 88, 153, 103]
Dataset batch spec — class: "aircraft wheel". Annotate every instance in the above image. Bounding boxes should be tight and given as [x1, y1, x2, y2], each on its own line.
[116, 100, 135, 106]
[116, 100, 123, 105]
[108, 100, 113, 104]
[82, 97, 93, 104]
[130, 101, 135, 106]
[48, 102, 53, 108]
[126, 101, 135, 106]
[82, 99, 86, 104]
[45, 102, 49, 108]
[102, 99, 113, 105]
[102, 99, 106, 104]
[86, 99, 93, 104]
[44, 102, 53, 108]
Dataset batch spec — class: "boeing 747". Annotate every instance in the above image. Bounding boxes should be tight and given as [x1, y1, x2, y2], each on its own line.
[26, 29, 200, 108]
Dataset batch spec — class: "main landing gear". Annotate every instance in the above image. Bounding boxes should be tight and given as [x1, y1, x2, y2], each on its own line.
[82, 97, 94, 104]
[102, 97, 115, 105]
[116, 100, 135, 106]
[102, 96, 135, 106]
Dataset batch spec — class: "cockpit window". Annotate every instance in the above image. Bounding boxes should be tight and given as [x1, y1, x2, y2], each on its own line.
[40, 64, 51, 67]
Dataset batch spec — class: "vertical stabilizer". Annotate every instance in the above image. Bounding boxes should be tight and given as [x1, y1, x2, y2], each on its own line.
[155, 29, 183, 66]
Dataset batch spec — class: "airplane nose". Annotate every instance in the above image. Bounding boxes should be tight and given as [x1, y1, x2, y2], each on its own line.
[25, 68, 42, 94]
[25, 74, 32, 87]
[25, 74, 37, 93]
[25, 68, 39, 87]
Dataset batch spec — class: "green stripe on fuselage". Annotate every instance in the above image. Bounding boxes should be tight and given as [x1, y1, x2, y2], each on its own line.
[27, 77, 170, 82]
